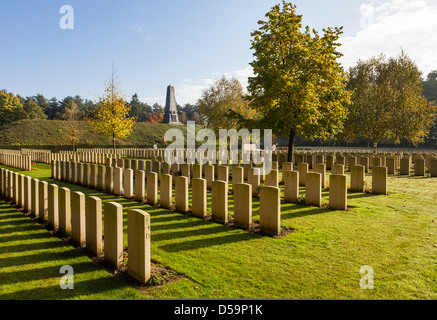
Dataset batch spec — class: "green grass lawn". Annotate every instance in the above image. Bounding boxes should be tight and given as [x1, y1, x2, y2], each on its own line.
[1, 162, 436, 299]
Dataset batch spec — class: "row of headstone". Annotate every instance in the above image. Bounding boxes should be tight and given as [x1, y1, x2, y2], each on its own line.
[296, 163, 388, 194]
[116, 148, 436, 171]
[9, 146, 437, 175]
[51, 160, 283, 236]
[292, 152, 437, 177]
[0, 149, 20, 154]
[0, 152, 32, 170]
[0, 167, 152, 284]
[291, 151, 437, 173]
[100, 148, 436, 177]
[397, 156, 437, 176]
[50, 158, 386, 235]
[22, 149, 52, 164]
[57, 153, 390, 194]
[2, 148, 51, 165]
[75, 148, 131, 155]
[74, 148, 165, 158]
[65, 148, 259, 166]
[119, 158, 386, 198]
[52, 152, 120, 165]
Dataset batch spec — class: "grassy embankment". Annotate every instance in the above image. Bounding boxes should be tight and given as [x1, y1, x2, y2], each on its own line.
[0, 119, 188, 149]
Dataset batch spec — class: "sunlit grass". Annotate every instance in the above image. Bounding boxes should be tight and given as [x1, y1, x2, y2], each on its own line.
[1, 162, 436, 299]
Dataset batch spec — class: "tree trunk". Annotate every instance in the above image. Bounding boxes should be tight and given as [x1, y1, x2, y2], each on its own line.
[287, 129, 295, 164]
[373, 141, 378, 154]
[113, 133, 116, 155]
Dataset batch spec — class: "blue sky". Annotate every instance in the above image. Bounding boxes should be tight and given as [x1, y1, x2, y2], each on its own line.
[1, 0, 436, 105]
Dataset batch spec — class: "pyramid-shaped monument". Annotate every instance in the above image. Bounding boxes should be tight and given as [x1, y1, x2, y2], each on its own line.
[163, 85, 181, 124]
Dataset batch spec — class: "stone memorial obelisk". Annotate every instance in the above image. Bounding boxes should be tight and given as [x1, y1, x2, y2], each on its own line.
[163, 85, 181, 124]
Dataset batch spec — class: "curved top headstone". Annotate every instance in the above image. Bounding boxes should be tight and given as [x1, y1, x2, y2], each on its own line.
[163, 85, 181, 124]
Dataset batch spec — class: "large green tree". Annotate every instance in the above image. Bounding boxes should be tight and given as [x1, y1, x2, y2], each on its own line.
[23, 98, 47, 120]
[34, 94, 49, 114]
[198, 75, 255, 135]
[423, 70, 437, 103]
[128, 93, 152, 122]
[344, 51, 437, 153]
[180, 103, 203, 125]
[243, 1, 350, 162]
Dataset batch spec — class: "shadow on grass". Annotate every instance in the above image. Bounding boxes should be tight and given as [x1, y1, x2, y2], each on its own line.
[0, 217, 40, 227]
[157, 231, 258, 253]
[0, 273, 120, 300]
[151, 218, 210, 231]
[280, 204, 329, 220]
[0, 239, 68, 254]
[0, 207, 22, 216]
[0, 224, 43, 235]
[0, 231, 54, 244]
[0, 248, 86, 269]
[389, 174, 433, 179]
[346, 192, 374, 199]
[0, 261, 100, 286]
[153, 224, 231, 242]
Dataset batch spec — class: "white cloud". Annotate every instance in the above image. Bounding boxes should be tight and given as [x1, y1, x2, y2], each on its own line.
[141, 96, 166, 105]
[233, 65, 254, 92]
[141, 66, 255, 106]
[141, 79, 214, 106]
[172, 66, 255, 105]
[131, 24, 144, 34]
[130, 24, 155, 42]
[200, 78, 215, 86]
[339, 0, 437, 76]
[175, 78, 214, 105]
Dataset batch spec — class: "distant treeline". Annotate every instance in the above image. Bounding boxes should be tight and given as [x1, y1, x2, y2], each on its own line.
[0, 91, 204, 126]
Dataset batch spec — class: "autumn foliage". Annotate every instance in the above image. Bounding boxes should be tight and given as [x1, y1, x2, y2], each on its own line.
[87, 75, 135, 152]
[243, 1, 351, 162]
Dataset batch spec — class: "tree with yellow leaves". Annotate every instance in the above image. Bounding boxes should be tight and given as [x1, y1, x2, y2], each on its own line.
[231, 2, 351, 163]
[0, 90, 24, 126]
[88, 72, 135, 153]
[197, 76, 256, 135]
